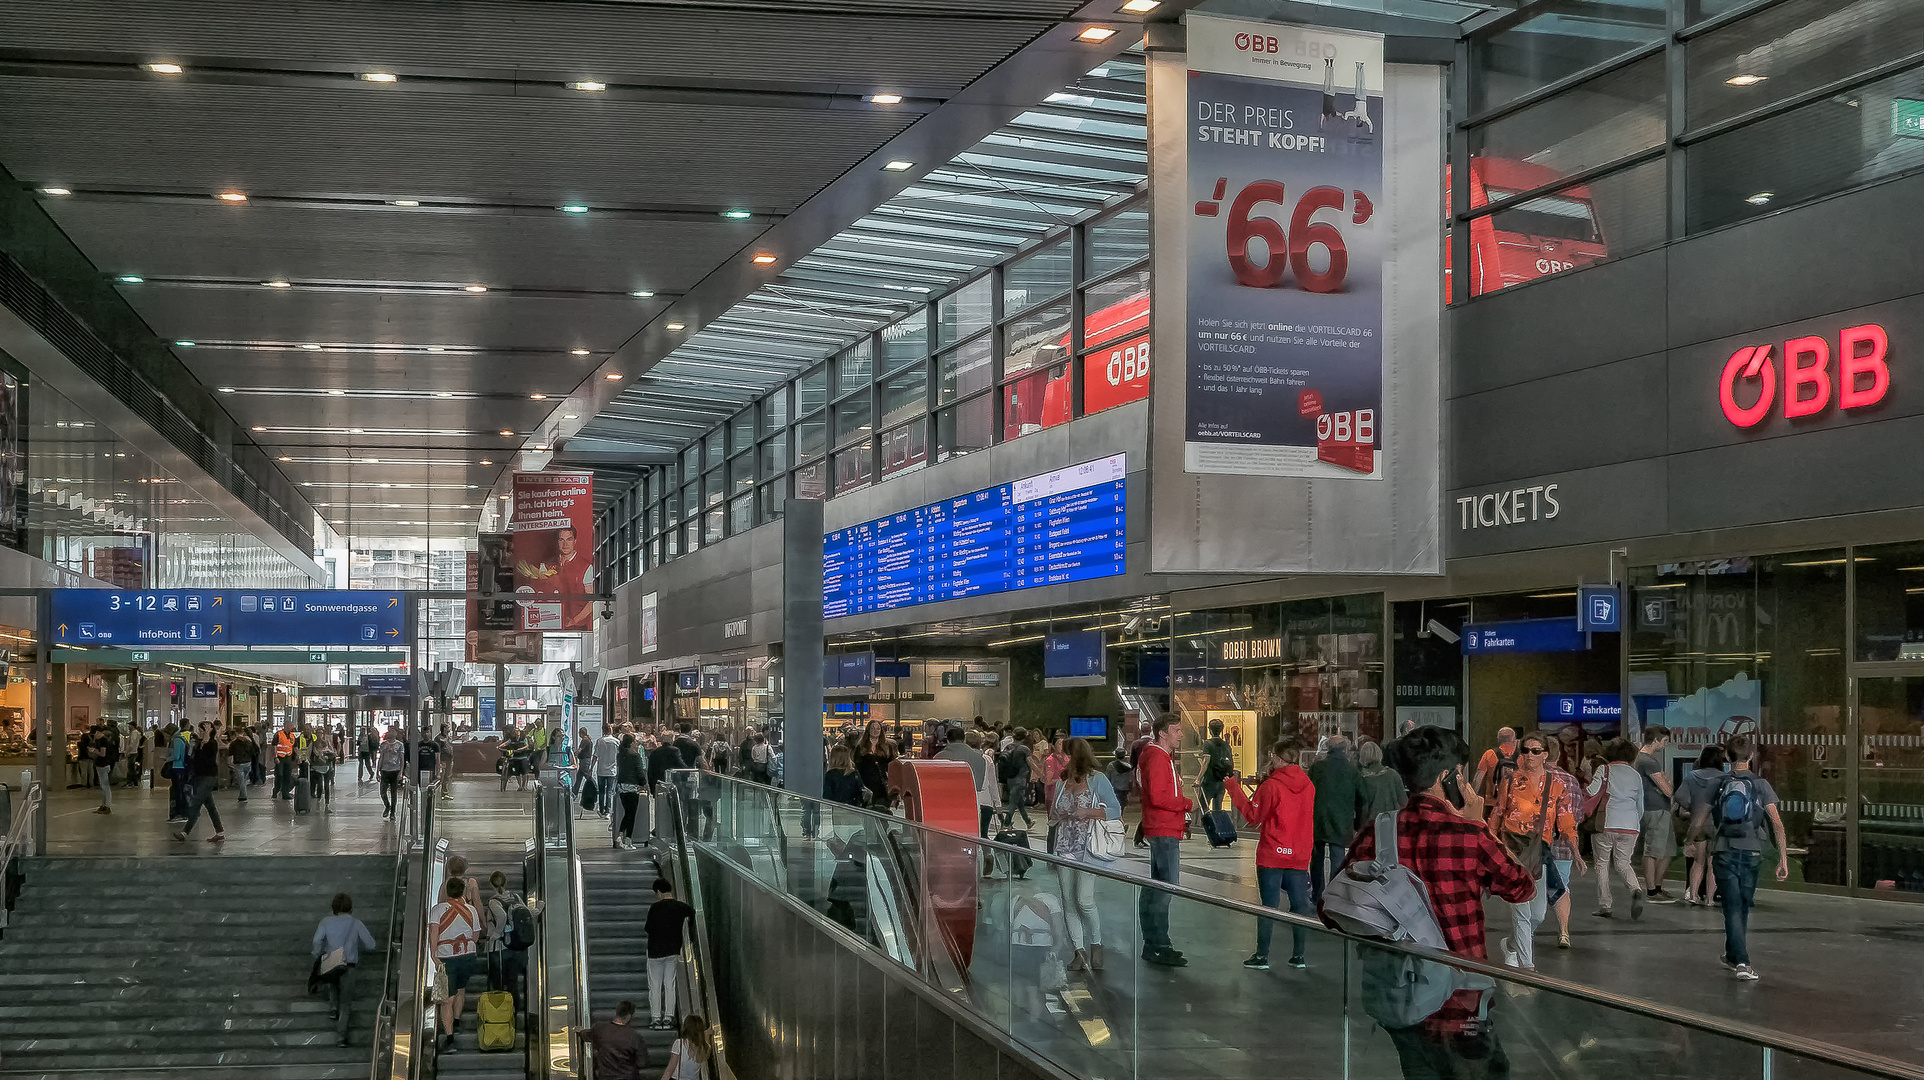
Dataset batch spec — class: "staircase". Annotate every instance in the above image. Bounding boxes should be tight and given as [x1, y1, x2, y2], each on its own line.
[0, 854, 394, 1080]
[581, 852, 681, 1062]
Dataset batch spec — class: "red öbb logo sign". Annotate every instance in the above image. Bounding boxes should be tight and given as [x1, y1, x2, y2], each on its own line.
[1719, 323, 1890, 428]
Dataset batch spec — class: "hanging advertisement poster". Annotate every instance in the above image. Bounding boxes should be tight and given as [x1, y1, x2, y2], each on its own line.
[466, 541, 540, 664]
[1186, 17, 1384, 478]
[511, 471, 595, 632]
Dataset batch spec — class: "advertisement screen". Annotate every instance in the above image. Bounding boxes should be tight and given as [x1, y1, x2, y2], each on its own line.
[511, 471, 595, 632]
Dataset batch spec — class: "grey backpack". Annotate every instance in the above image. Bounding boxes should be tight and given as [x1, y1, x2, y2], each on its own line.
[1321, 811, 1495, 1030]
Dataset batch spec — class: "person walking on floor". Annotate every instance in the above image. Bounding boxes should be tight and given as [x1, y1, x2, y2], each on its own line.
[173, 721, 226, 844]
[312, 892, 378, 1046]
[377, 728, 408, 821]
[228, 727, 258, 803]
[998, 727, 1034, 830]
[1586, 739, 1647, 921]
[934, 725, 993, 839]
[1473, 726, 1520, 802]
[1048, 737, 1121, 973]
[89, 722, 118, 814]
[1307, 734, 1364, 905]
[644, 878, 695, 1029]
[168, 723, 192, 821]
[1135, 716, 1192, 967]
[1355, 739, 1406, 822]
[358, 726, 378, 783]
[273, 726, 296, 801]
[1636, 726, 1680, 902]
[1228, 738, 1316, 970]
[1198, 719, 1233, 814]
[312, 734, 338, 813]
[1486, 732, 1580, 970]
[616, 734, 648, 850]
[1675, 745, 1729, 907]
[431, 876, 481, 1053]
[1687, 734, 1787, 981]
[595, 725, 622, 817]
[577, 1000, 649, 1080]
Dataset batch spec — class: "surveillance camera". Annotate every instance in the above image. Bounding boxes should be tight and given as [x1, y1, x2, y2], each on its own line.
[600, 601, 614, 621]
[1426, 619, 1460, 645]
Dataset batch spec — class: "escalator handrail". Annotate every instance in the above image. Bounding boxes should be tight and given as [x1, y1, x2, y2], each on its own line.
[384, 777, 441, 1080]
[565, 796, 594, 1080]
[529, 779, 550, 1079]
[660, 770, 729, 1080]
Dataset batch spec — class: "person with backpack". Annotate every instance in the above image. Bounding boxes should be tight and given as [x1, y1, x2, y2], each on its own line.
[377, 727, 408, 821]
[1687, 734, 1786, 981]
[1674, 745, 1729, 907]
[746, 733, 775, 786]
[173, 721, 227, 844]
[169, 724, 192, 820]
[1486, 732, 1581, 970]
[1307, 735, 1364, 905]
[998, 728, 1033, 830]
[1136, 717, 1192, 967]
[1472, 727, 1519, 805]
[1326, 727, 1535, 1079]
[1227, 738, 1315, 970]
[312, 892, 378, 1047]
[1199, 719, 1234, 814]
[483, 870, 535, 1014]
[431, 875, 481, 1053]
[1584, 739, 1647, 920]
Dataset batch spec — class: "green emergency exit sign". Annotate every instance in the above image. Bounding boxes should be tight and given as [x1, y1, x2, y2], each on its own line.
[1894, 98, 1924, 139]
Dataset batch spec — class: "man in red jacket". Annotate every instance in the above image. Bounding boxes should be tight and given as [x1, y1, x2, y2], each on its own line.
[1227, 739, 1316, 969]
[1136, 717, 1193, 967]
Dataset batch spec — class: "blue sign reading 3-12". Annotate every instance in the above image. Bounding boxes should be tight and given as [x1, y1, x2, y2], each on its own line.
[52, 590, 406, 647]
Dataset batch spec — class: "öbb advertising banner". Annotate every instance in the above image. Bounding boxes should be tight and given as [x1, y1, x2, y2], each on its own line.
[1185, 17, 1384, 479]
[511, 471, 595, 632]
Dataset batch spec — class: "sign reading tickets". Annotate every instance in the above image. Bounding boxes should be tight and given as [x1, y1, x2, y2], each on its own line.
[1185, 17, 1385, 478]
[511, 471, 595, 633]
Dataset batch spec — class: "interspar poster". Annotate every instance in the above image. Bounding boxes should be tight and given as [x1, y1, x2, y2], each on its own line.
[511, 471, 595, 632]
[1185, 17, 1385, 478]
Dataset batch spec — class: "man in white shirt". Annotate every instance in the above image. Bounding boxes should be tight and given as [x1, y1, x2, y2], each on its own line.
[594, 727, 622, 817]
[429, 877, 480, 1054]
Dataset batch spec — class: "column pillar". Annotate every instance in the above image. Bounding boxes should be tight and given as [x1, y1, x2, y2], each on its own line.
[782, 499, 825, 802]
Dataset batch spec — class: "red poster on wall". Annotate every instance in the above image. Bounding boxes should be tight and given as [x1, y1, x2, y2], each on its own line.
[512, 471, 595, 632]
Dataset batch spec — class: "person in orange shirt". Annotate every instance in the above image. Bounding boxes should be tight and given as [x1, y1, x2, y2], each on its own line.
[1487, 732, 1582, 970]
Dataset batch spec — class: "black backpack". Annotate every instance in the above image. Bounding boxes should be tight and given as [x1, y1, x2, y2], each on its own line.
[495, 893, 536, 951]
[1203, 739, 1233, 783]
[997, 750, 1020, 784]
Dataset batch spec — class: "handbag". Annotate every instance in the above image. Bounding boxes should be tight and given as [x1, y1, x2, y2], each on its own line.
[1500, 774, 1555, 878]
[1579, 765, 1610, 834]
[1085, 819, 1126, 861]
[318, 946, 348, 978]
[429, 959, 449, 1005]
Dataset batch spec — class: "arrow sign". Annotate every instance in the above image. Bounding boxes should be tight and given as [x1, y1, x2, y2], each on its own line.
[387, 598, 399, 608]
[386, 628, 400, 638]
[213, 596, 223, 606]
[213, 624, 224, 636]
[57, 623, 68, 639]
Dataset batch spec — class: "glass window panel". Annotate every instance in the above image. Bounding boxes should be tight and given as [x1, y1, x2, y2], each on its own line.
[833, 442, 873, 495]
[704, 506, 724, 546]
[834, 339, 873, 393]
[1685, 64, 1924, 233]
[938, 336, 993, 405]
[1002, 301, 1071, 380]
[881, 313, 928, 369]
[681, 484, 698, 521]
[1001, 363, 1072, 441]
[1087, 206, 1148, 278]
[760, 387, 788, 430]
[833, 394, 872, 449]
[663, 528, 679, 559]
[796, 416, 827, 461]
[649, 502, 662, 533]
[1466, 157, 1666, 297]
[730, 450, 755, 495]
[703, 468, 723, 507]
[935, 394, 994, 462]
[759, 480, 785, 521]
[684, 522, 700, 554]
[681, 446, 701, 476]
[665, 486, 682, 525]
[1472, 4, 1667, 114]
[1853, 545, 1924, 662]
[879, 419, 928, 479]
[797, 365, 828, 416]
[1468, 54, 1664, 183]
[730, 409, 756, 453]
[703, 429, 725, 466]
[1687, 0, 1750, 20]
[1004, 239, 1070, 315]
[937, 276, 992, 348]
[795, 460, 827, 501]
[760, 433, 788, 475]
[729, 494, 754, 535]
[878, 362, 928, 429]
[1084, 267, 1150, 350]
[1687, 0, 1924, 128]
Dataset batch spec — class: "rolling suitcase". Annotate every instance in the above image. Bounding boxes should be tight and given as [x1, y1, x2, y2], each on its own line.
[995, 828, 1033, 879]
[1201, 809, 1237, 847]
[294, 775, 312, 814]
[476, 989, 516, 1051]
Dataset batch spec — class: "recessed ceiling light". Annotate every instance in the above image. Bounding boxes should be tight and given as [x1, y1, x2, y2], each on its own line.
[569, 80, 606, 92]
[217, 191, 247, 202]
[143, 62, 184, 75]
[300, 343, 321, 350]
[434, 391, 455, 398]
[666, 323, 685, 331]
[563, 414, 578, 420]
[426, 346, 446, 353]
[630, 290, 655, 298]
[328, 389, 346, 396]
[218, 387, 235, 393]
[499, 429, 515, 437]
[359, 72, 398, 83]
[606, 372, 625, 380]
[529, 393, 547, 400]
[1746, 191, 1775, 205]
[392, 199, 420, 207]
[479, 459, 494, 466]
[251, 426, 266, 432]
[1726, 74, 1766, 86]
[721, 209, 752, 220]
[752, 253, 777, 265]
[263, 280, 291, 288]
[868, 94, 903, 105]
[174, 340, 195, 347]
[463, 284, 488, 293]
[570, 348, 590, 356]
[1078, 26, 1118, 41]
[40, 187, 71, 197]
[1120, 0, 1160, 11]
[116, 275, 143, 284]
[883, 160, 914, 172]
[560, 204, 589, 214]
[278, 455, 292, 462]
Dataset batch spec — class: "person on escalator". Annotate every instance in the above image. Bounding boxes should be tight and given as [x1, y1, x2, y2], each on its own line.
[577, 1000, 648, 1080]
[645, 878, 695, 1030]
[430, 876, 481, 1054]
[648, 735, 685, 842]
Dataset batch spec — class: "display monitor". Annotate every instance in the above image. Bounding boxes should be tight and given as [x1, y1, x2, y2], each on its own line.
[1043, 630, 1107, 687]
[824, 453, 1126, 618]
[1068, 716, 1109, 740]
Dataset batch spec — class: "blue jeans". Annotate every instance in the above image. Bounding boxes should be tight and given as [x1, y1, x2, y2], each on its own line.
[1311, 841, 1348, 906]
[1139, 836, 1180, 952]
[1256, 866, 1313, 960]
[1712, 850, 1762, 965]
[596, 774, 616, 815]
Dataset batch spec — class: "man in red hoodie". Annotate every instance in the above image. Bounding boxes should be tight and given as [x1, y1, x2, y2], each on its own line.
[1227, 739, 1316, 970]
[1136, 717, 1193, 967]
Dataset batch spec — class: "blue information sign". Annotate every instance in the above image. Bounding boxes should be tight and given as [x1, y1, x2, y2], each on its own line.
[51, 590, 406, 647]
[1537, 693, 1621, 722]
[1579, 585, 1621, 632]
[191, 682, 218, 698]
[1461, 618, 1588, 655]
[824, 454, 1126, 619]
[1043, 631, 1106, 682]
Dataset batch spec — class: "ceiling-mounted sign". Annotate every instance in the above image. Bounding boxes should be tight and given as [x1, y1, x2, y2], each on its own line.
[1894, 98, 1924, 139]
[1461, 618, 1586, 655]
[1578, 584, 1621, 632]
[51, 590, 405, 647]
[359, 674, 413, 698]
[191, 682, 218, 698]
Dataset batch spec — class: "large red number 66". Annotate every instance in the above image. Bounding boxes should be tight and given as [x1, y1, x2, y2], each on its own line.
[1226, 181, 1289, 288]
[1289, 185, 1349, 293]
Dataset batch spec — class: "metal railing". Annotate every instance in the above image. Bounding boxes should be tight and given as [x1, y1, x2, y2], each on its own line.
[384, 778, 444, 1080]
[658, 771, 737, 1080]
[567, 801, 594, 1080]
[0, 781, 43, 932]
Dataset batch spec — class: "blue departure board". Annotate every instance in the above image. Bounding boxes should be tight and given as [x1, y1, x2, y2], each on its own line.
[824, 454, 1127, 618]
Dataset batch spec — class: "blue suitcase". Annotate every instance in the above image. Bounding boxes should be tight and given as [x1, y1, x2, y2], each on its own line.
[1201, 809, 1237, 847]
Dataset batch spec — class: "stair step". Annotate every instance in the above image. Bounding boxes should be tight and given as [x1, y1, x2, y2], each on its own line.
[0, 1065, 371, 1080]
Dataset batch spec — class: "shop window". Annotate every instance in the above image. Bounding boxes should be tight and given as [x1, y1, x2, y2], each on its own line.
[729, 494, 754, 535]
[879, 419, 927, 479]
[1001, 363, 1071, 442]
[759, 433, 787, 475]
[1087, 206, 1149, 278]
[1005, 239, 1070, 316]
[1002, 301, 1070, 381]
[1854, 543, 1924, 662]
[795, 416, 827, 461]
[881, 312, 928, 369]
[833, 395, 872, 449]
[833, 441, 873, 495]
[797, 365, 828, 417]
[1464, 156, 1665, 298]
[878, 362, 928, 429]
[1471, 2, 1667, 115]
[760, 388, 788, 431]
[938, 335, 993, 405]
[834, 340, 873, 394]
[795, 461, 827, 500]
[1686, 0, 1924, 128]
[758, 479, 785, 520]
[729, 451, 755, 495]
[1084, 268, 1149, 349]
[937, 276, 992, 348]
[935, 395, 993, 462]
[1468, 54, 1664, 183]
